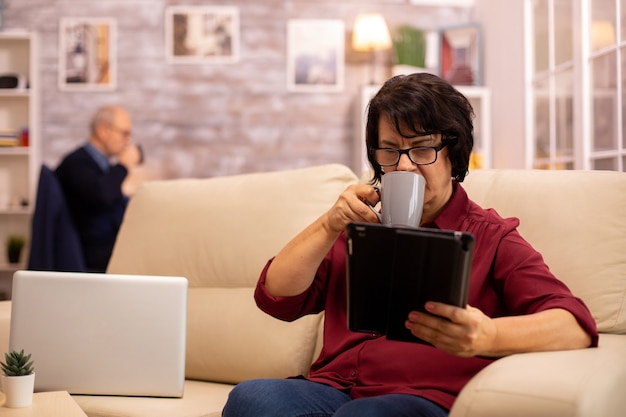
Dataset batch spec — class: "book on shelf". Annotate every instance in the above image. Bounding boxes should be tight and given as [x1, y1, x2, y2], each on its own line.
[0, 138, 19, 147]
[0, 129, 19, 146]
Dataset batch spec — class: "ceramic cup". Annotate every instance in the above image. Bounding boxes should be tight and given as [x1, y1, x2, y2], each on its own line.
[369, 171, 425, 228]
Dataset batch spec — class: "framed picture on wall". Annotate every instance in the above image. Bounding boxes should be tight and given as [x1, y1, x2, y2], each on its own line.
[58, 17, 117, 91]
[165, 6, 240, 64]
[287, 19, 345, 93]
[438, 23, 482, 86]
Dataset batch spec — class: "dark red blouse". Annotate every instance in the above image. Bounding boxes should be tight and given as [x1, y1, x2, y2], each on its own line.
[255, 183, 598, 410]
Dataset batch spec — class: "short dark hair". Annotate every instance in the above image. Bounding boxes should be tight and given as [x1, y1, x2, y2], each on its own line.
[365, 73, 475, 183]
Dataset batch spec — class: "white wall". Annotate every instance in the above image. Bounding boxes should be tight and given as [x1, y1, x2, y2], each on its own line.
[474, 0, 527, 168]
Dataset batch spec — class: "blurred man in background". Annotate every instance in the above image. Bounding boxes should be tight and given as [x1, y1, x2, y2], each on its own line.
[56, 105, 142, 272]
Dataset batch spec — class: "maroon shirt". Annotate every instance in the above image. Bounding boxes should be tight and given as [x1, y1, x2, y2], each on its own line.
[255, 183, 598, 410]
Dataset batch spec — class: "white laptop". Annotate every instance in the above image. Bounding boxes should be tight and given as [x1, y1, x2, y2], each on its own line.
[9, 270, 188, 397]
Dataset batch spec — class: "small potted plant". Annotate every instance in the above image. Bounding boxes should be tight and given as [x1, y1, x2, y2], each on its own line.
[391, 25, 428, 76]
[0, 349, 35, 408]
[6, 235, 25, 264]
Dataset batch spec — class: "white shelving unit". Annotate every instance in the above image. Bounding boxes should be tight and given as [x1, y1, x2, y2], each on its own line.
[354, 85, 381, 177]
[455, 85, 492, 170]
[0, 31, 40, 291]
[354, 84, 492, 177]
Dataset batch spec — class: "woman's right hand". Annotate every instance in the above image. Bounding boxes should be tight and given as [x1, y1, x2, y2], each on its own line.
[323, 184, 381, 233]
[265, 184, 381, 297]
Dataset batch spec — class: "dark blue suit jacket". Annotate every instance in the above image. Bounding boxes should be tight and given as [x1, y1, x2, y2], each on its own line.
[55, 146, 128, 272]
[28, 165, 86, 272]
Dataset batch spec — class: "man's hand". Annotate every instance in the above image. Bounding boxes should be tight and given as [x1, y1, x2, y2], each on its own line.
[118, 144, 143, 169]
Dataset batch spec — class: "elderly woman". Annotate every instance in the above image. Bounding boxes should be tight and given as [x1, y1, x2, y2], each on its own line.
[222, 73, 597, 417]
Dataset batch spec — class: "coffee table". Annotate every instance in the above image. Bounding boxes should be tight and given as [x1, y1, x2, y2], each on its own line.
[0, 391, 86, 416]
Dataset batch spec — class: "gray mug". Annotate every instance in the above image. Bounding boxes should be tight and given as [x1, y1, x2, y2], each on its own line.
[368, 171, 425, 228]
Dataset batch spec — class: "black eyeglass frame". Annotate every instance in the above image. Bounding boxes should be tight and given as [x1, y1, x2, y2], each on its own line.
[373, 138, 456, 167]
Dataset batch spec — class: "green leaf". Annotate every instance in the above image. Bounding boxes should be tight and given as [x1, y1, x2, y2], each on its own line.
[0, 349, 34, 376]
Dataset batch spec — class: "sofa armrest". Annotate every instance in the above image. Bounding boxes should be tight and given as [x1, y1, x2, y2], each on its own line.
[450, 334, 626, 417]
[0, 301, 10, 356]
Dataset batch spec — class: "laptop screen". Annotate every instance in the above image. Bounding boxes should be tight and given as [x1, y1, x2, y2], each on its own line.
[9, 270, 188, 397]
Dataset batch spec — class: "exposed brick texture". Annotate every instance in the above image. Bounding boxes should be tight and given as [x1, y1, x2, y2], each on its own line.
[3, 0, 471, 180]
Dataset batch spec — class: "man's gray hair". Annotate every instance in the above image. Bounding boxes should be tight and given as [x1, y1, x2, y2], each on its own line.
[89, 106, 119, 135]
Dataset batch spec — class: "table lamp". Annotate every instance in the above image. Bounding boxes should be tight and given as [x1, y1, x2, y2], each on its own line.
[352, 13, 392, 85]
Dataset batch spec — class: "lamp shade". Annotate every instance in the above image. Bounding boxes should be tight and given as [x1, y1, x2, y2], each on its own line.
[591, 21, 615, 51]
[352, 13, 392, 51]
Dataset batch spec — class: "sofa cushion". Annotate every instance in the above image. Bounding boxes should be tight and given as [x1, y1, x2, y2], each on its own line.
[0, 301, 10, 356]
[185, 288, 322, 384]
[463, 169, 626, 333]
[73, 379, 232, 417]
[107, 164, 358, 288]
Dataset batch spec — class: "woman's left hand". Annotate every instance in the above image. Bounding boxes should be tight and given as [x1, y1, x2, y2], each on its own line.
[405, 302, 497, 358]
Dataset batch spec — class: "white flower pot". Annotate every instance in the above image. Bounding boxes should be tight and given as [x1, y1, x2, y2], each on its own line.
[391, 64, 434, 77]
[1, 373, 35, 408]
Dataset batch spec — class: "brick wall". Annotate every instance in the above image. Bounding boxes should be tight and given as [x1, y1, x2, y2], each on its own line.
[3, 0, 471, 179]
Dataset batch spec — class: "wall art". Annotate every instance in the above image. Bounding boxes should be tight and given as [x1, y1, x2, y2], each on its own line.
[438, 23, 482, 86]
[287, 19, 345, 93]
[58, 17, 117, 91]
[165, 6, 240, 64]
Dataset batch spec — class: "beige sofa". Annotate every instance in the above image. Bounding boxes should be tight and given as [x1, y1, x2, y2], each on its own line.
[0, 164, 624, 417]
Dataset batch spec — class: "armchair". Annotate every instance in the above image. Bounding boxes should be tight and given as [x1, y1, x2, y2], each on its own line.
[453, 169, 626, 417]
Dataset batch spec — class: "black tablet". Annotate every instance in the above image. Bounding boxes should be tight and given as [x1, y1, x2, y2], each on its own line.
[346, 222, 475, 344]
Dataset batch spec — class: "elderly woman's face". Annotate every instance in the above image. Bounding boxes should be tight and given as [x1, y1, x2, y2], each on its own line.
[377, 114, 454, 224]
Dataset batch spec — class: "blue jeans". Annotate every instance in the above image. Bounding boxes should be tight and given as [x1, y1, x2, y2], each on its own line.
[221, 378, 449, 417]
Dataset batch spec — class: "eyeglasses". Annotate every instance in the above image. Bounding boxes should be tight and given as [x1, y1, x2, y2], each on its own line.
[373, 141, 454, 166]
[108, 125, 132, 138]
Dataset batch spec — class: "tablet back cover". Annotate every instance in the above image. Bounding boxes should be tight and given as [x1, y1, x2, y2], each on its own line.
[385, 228, 474, 343]
[345, 223, 474, 344]
[346, 222, 394, 334]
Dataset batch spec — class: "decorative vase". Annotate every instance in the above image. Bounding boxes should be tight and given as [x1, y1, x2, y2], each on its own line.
[0, 373, 35, 408]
